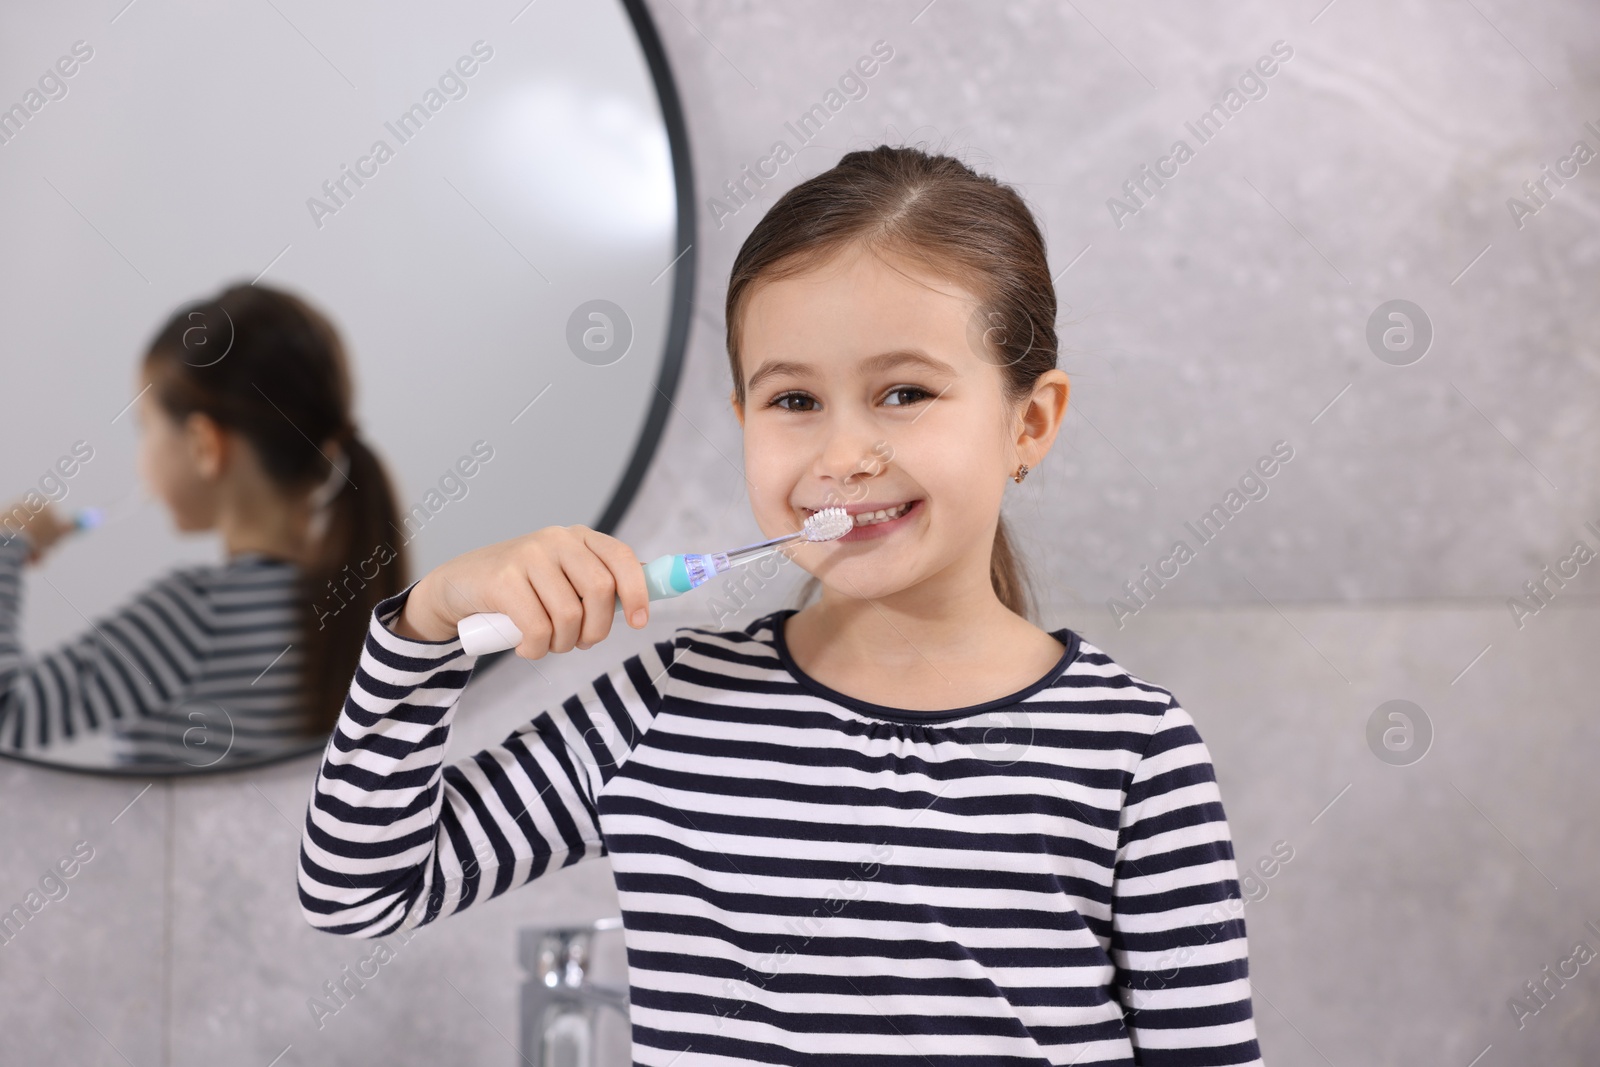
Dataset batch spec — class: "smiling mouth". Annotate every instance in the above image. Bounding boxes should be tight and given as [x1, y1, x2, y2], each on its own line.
[804, 501, 919, 527]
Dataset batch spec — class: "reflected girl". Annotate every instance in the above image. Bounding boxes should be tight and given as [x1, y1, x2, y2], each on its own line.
[0, 283, 407, 768]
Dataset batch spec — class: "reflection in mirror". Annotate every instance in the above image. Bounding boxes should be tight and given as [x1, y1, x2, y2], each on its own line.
[0, 0, 692, 775]
[3, 283, 411, 772]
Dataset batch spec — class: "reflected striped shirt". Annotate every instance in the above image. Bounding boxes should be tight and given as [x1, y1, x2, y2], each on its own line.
[298, 586, 1262, 1066]
[0, 538, 317, 766]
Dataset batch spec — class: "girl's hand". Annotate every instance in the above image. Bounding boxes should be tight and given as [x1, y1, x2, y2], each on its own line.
[1, 502, 73, 563]
[392, 525, 651, 659]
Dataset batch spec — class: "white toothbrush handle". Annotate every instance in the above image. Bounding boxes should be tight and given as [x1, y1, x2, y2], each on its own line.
[456, 612, 529, 656]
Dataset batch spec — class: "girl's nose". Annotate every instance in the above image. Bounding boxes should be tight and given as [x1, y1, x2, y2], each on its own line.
[813, 441, 891, 500]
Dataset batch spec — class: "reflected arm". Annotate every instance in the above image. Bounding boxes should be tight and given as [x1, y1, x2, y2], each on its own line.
[0, 537, 208, 755]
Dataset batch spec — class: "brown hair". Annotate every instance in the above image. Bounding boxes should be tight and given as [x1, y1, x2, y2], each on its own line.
[142, 282, 407, 735]
[725, 144, 1058, 623]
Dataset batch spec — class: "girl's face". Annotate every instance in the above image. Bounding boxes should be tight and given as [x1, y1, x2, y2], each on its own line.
[734, 242, 1044, 608]
[134, 373, 222, 532]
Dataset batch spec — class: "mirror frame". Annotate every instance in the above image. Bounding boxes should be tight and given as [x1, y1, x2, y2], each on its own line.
[10, 0, 696, 779]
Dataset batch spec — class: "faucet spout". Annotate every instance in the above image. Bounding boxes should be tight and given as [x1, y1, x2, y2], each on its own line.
[519, 920, 630, 1067]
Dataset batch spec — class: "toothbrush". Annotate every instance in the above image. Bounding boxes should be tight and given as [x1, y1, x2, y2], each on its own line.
[455, 506, 854, 656]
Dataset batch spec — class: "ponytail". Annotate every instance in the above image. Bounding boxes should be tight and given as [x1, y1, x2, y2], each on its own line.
[302, 431, 408, 734]
[987, 518, 1035, 623]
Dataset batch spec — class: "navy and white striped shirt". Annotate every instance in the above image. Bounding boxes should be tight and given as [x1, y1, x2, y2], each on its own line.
[299, 585, 1262, 1065]
[0, 537, 317, 766]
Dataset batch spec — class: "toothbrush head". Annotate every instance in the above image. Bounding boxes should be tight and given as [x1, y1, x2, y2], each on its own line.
[73, 508, 105, 532]
[800, 506, 853, 543]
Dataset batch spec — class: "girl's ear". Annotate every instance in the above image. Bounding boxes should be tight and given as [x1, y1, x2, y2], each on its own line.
[730, 387, 744, 428]
[184, 412, 229, 480]
[1012, 369, 1071, 462]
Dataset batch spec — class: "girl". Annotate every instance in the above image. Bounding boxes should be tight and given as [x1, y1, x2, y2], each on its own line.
[0, 283, 407, 767]
[299, 146, 1262, 1065]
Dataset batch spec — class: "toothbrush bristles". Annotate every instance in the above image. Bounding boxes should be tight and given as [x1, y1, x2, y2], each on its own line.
[801, 506, 853, 542]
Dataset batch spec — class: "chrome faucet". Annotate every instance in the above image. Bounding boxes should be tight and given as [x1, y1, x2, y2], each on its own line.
[519, 918, 630, 1067]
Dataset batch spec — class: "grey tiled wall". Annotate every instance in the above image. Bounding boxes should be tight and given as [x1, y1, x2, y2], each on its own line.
[3, 1, 1596, 1064]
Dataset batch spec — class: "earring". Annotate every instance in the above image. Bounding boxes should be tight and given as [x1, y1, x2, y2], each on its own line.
[1013, 463, 1030, 484]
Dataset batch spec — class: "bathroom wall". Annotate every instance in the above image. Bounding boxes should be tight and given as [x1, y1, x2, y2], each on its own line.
[2, 1, 1597, 1064]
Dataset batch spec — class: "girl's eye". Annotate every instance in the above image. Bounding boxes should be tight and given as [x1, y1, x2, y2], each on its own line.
[882, 386, 931, 407]
[767, 391, 818, 412]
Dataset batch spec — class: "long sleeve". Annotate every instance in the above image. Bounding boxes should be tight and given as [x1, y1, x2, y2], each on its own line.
[0, 536, 210, 753]
[297, 583, 679, 938]
[1111, 696, 1262, 1065]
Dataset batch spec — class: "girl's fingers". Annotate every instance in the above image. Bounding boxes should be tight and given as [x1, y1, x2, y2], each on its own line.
[431, 525, 647, 658]
[557, 529, 630, 649]
[495, 578, 554, 660]
[523, 548, 586, 655]
[578, 528, 650, 632]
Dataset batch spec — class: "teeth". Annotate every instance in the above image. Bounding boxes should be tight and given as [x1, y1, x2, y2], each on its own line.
[853, 502, 912, 526]
[803, 501, 918, 527]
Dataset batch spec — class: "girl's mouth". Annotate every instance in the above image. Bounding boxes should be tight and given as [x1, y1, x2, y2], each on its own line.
[804, 499, 923, 543]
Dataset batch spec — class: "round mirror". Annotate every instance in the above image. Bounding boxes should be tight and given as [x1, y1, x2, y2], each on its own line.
[0, 0, 694, 774]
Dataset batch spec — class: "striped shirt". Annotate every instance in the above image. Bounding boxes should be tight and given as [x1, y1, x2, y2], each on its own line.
[0, 537, 318, 766]
[299, 586, 1263, 1066]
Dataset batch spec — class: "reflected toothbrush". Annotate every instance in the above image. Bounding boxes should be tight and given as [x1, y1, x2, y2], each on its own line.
[13, 508, 103, 561]
[455, 506, 854, 656]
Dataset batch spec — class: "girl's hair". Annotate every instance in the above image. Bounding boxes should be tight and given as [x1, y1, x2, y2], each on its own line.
[142, 282, 408, 736]
[725, 144, 1057, 623]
